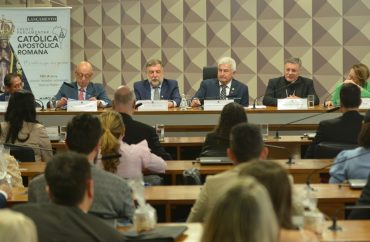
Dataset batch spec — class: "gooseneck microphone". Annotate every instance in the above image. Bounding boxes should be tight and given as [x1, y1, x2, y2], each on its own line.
[274, 106, 340, 139]
[264, 144, 294, 165]
[34, 98, 45, 111]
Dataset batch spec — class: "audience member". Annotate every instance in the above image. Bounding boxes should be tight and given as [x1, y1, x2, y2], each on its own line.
[201, 177, 279, 242]
[327, 63, 370, 107]
[305, 83, 363, 158]
[98, 111, 166, 181]
[263, 57, 319, 106]
[14, 152, 124, 242]
[0, 209, 37, 242]
[187, 123, 268, 222]
[28, 114, 135, 220]
[329, 109, 370, 183]
[0, 90, 52, 162]
[134, 59, 181, 107]
[191, 57, 249, 107]
[0, 73, 23, 101]
[54, 61, 112, 108]
[200, 102, 247, 157]
[113, 85, 172, 160]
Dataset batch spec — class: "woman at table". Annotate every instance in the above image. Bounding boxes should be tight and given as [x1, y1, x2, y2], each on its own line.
[326, 63, 370, 107]
[98, 111, 166, 183]
[201, 177, 279, 242]
[329, 109, 370, 183]
[0, 90, 52, 162]
[200, 102, 247, 157]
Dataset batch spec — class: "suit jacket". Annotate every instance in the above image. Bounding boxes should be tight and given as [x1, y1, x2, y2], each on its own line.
[134, 79, 181, 106]
[263, 76, 319, 106]
[349, 173, 370, 219]
[28, 166, 135, 220]
[305, 111, 364, 158]
[200, 132, 229, 157]
[120, 113, 172, 160]
[0, 192, 6, 208]
[13, 203, 124, 242]
[193, 78, 249, 106]
[54, 81, 112, 106]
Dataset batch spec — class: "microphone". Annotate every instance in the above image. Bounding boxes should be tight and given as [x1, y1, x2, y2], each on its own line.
[264, 144, 294, 165]
[135, 103, 143, 109]
[34, 98, 45, 111]
[327, 205, 370, 231]
[274, 106, 340, 139]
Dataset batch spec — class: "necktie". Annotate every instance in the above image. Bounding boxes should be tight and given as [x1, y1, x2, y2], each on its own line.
[154, 87, 160, 100]
[79, 88, 84, 100]
[220, 85, 227, 100]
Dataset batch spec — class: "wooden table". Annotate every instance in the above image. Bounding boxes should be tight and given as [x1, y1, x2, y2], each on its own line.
[19, 162, 46, 183]
[165, 159, 332, 184]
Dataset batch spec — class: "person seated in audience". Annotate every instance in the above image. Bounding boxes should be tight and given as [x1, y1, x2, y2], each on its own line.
[263, 57, 319, 107]
[0, 90, 52, 162]
[187, 123, 269, 222]
[0, 183, 12, 208]
[0, 73, 23, 101]
[305, 83, 364, 158]
[98, 111, 166, 184]
[0, 209, 37, 242]
[191, 57, 249, 107]
[28, 114, 135, 221]
[200, 102, 247, 157]
[134, 59, 181, 108]
[329, 109, 370, 183]
[239, 160, 318, 242]
[113, 85, 172, 160]
[201, 177, 279, 242]
[326, 63, 370, 107]
[14, 152, 124, 242]
[54, 61, 112, 108]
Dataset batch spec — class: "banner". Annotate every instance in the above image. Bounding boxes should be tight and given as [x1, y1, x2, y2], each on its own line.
[0, 7, 71, 105]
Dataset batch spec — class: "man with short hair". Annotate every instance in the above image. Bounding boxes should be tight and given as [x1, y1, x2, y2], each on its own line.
[191, 57, 249, 107]
[113, 85, 172, 160]
[305, 83, 364, 158]
[134, 59, 181, 108]
[54, 61, 112, 107]
[187, 123, 269, 222]
[28, 114, 135, 220]
[14, 152, 124, 242]
[263, 57, 319, 106]
[0, 73, 23, 101]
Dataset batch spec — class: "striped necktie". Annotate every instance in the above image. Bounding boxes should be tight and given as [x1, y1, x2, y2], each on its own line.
[220, 85, 227, 100]
[79, 88, 84, 100]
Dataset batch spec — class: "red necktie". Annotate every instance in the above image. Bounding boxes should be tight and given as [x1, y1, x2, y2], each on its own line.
[79, 88, 84, 100]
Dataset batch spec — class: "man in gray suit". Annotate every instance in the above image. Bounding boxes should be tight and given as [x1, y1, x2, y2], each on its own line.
[28, 114, 135, 221]
[54, 61, 112, 107]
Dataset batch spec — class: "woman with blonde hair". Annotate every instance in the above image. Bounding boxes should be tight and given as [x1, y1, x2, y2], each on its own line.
[201, 177, 279, 242]
[0, 209, 38, 242]
[98, 111, 166, 180]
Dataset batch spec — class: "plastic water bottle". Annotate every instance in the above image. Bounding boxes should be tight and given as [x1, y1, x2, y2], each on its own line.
[180, 94, 187, 110]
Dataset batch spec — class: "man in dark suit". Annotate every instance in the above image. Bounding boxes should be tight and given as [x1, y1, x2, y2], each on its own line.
[134, 59, 181, 107]
[54, 61, 112, 107]
[305, 83, 363, 158]
[0, 73, 23, 101]
[113, 85, 172, 160]
[191, 57, 249, 107]
[0, 183, 11, 208]
[14, 152, 124, 242]
[263, 57, 319, 106]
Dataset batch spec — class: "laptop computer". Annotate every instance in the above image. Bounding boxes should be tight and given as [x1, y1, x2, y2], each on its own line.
[198, 156, 233, 165]
[348, 179, 367, 189]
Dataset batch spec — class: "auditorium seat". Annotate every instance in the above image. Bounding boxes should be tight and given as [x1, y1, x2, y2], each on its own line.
[314, 142, 358, 159]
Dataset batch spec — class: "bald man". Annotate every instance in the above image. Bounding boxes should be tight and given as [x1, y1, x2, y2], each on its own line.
[54, 61, 112, 108]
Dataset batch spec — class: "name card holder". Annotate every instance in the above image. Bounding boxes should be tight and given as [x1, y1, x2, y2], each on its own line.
[67, 100, 97, 112]
[0, 102, 8, 112]
[137, 100, 168, 111]
[277, 98, 308, 110]
[360, 98, 370, 109]
[203, 100, 234, 111]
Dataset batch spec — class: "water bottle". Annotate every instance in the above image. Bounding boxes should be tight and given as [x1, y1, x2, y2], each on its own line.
[180, 93, 188, 110]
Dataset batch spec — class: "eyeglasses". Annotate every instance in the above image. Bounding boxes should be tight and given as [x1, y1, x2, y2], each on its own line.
[76, 72, 92, 79]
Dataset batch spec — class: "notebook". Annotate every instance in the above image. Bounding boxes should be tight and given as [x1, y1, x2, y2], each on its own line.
[199, 156, 233, 165]
[122, 225, 187, 242]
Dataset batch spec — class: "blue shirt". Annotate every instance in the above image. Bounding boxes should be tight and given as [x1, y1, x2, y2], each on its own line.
[329, 147, 370, 183]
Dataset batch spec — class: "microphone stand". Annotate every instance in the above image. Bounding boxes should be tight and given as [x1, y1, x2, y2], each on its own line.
[264, 144, 293, 165]
[327, 205, 370, 231]
[34, 99, 45, 111]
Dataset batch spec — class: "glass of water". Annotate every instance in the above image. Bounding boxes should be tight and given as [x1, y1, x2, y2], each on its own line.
[307, 95, 315, 109]
[260, 124, 269, 141]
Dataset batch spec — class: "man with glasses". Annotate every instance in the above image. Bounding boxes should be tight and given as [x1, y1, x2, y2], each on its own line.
[0, 73, 23, 101]
[54, 61, 111, 108]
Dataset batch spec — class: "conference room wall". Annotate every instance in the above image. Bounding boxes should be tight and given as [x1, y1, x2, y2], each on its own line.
[4, 0, 370, 103]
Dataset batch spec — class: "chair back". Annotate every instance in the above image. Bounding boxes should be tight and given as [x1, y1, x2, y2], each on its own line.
[202, 66, 218, 80]
[4, 144, 35, 162]
[314, 142, 358, 159]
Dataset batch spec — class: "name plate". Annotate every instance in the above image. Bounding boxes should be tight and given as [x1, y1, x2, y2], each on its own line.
[203, 100, 234, 111]
[67, 100, 97, 112]
[360, 98, 370, 109]
[137, 100, 168, 111]
[277, 98, 308, 110]
[0, 102, 8, 112]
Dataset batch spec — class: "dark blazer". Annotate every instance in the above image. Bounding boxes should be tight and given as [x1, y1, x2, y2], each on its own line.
[120, 113, 172, 160]
[54, 81, 112, 106]
[305, 111, 364, 158]
[200, 132, 229, 157]
[0, 192, 6, 208]
[349, 173, 370, 219]
[134, 79, 181, 106]
[13, 203, 124, 242]
[263, 76, 319, 106]
[193, 78, 249, 106]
